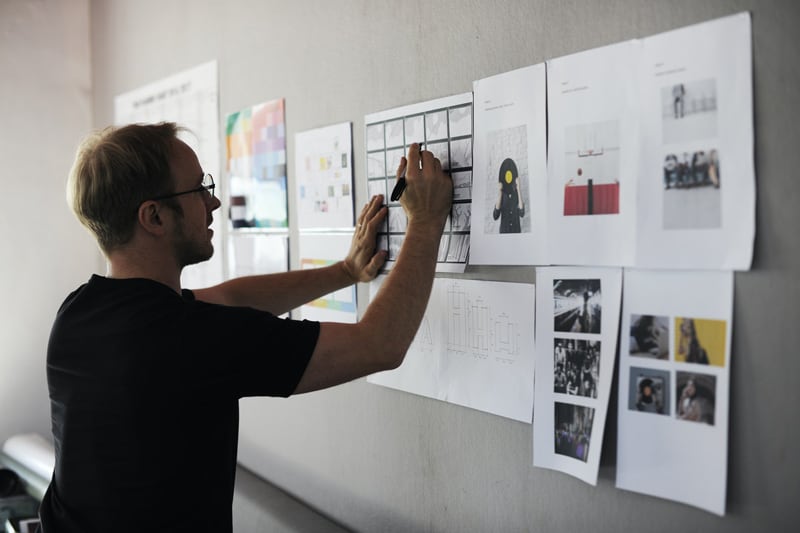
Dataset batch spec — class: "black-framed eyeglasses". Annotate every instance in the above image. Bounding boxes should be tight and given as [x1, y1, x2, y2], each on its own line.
[151, 173, 215, 201]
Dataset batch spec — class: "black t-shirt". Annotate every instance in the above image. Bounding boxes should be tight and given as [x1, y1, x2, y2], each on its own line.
[39, 275, 319, 532]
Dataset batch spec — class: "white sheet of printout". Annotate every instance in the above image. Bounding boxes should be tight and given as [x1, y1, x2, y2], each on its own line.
[616, 269, 733, 515]
[636, 12, 754, 270]
[115, 61, 223, 288]
[471, 64, 548, 265]
[368, 276, 535, 423]
[533, 267, 622, 485]
[546, 42, 639, 266]
[294, 122, 355, 230]
[297, 233, 357, 323]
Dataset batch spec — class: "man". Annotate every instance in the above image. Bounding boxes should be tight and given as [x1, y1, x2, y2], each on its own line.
[40, 122, 452, 532]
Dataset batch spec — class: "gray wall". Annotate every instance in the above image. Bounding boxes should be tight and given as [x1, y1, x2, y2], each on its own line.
[86, 1, 799, 531]
[0, 0, 98, 446]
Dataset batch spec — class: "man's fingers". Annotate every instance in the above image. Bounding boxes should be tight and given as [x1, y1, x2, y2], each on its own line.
[396, 156, 408, 178]
[406, 143, 421, 174]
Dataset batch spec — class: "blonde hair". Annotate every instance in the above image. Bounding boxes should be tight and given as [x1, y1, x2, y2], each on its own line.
[67, 122, 183, 254]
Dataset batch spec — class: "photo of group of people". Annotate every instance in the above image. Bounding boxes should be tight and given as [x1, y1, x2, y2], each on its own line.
[554, 402, 595, 462]
[628, 313, 725, 425]
[663, 149, 720, 190]
[552, 278, 604, 462]
[553, 339, 600, 398]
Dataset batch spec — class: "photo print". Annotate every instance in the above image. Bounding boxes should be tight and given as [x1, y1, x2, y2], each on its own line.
[676, 371, 716, 425]
[628, 366, 670, 416]
[674, 317, 727, 366]
[553, 338, 600, 398]
[483, 125, 530, 234]
[554, 402, 595, 462]
[553, 279, 602, 334]
[629, 314, 669, 359]
[662, 147, 721, 230]
[661, 78, 718, 144]
[563, 120, 621, 216]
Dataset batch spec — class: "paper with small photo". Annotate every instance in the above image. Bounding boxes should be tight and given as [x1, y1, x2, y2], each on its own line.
[532, 267, 622, 485]
[546, 41, 640, 266]
[635, 12, 754, 270]
[294, 122, 355, 230]
[616, 268, 733, 516]
[470, 64, 548, 266]
[368, 277, 536, 423]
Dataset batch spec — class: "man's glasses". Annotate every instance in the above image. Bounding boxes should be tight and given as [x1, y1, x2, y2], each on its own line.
[151, 173, 215, 201]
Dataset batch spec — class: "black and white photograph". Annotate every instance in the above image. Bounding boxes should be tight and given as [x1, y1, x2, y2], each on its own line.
[452, 171, 472, 201]
[385, 118, 404, 148]
[628, 367, 670, 416]
[425, 109, 448, 140]
[554, 402, 595, 463]
[553, 279, 602, 334]
[553, 338, 600, 398]
[662, 148, 721, 229]
[676, 371, 716, 425]
[661, 78, 718, 144]
[448, 104, 472, 138]
[404, 114, 424, 146]
[450, 137, 473, 169]
[366, 123, 385, 152]
[629, 314, 669, 359]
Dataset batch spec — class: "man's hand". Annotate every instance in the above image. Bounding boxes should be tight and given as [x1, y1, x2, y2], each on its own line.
[400, 143, 452, 229]
[341, 194, 388, 283]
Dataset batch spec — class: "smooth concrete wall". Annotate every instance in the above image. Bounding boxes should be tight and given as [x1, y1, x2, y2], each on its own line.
[0, 0, 98, 446]
[87, 1, 799, 531]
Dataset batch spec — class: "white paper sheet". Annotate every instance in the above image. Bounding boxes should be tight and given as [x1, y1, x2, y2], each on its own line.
[616, 269, 733, 515]
[114, 60, 223, 288]
[368, 276, 535, 422]
[227, 233, 288, 278]
[365, 93, 473, 273]
[532, 267, 622, 485]
[635, 13, 754, 270]
[296, 233, 357, 323]
[470, 64, 548, 265]
[294, 122, 355, 230]
[546, 42, 639, 266]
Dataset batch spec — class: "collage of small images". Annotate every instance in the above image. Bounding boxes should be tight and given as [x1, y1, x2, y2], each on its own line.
[628, 314, 727, 425]
[552, 278, 602, 463]
[366, 102, 473, 264]
[660, 78, 722, 230]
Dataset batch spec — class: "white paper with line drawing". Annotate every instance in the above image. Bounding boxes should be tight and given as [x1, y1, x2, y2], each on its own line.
[533, 267, 622, 485]
[368, 276, 535, 422]
[296, 233, 357, 323]
[470, 64, 548, 265]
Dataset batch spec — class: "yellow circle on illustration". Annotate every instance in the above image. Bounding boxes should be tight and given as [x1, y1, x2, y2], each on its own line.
[504, 170, 513, 184]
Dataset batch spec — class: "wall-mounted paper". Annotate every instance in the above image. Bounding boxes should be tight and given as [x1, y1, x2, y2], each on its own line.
[294, 123, 355, 230]
[616, 269, 733, 515]
[533, 267, 622, 485]
[226, 99, 288, 229]
[635, 13, 754, 270]
[365, 92, 473, 273]
[546, 42, 639, 266]
[470, 64, 548, 265]
[368, 276, 535, 422]
[296, 233, 357, 323]
[227, 233, 288, 278]
[114, 60, 223, 288]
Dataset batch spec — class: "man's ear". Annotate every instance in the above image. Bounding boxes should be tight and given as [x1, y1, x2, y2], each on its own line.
[138, 200, 167, 236]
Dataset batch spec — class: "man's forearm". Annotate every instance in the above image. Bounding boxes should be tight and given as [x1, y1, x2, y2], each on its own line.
[195, 262, 354, 315]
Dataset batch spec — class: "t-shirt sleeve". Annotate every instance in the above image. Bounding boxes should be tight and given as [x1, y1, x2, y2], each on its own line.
[180, 300, 320, 398]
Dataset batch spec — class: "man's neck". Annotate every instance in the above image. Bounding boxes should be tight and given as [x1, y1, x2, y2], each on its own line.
[106, 248, 182, 294]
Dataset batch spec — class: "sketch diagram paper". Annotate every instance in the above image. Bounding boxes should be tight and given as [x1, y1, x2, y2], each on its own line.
[616, 269, 733, 515]
[368, 276, 535, 422]
[114, 60, 223, 288]
[635, 12, 754, 270]
[546, 42, 639, 266]
[294, 122, 355, 230]
[226, 99, 288, 229]
[296, 233, 357, 323]
[470, 64, 548, 266]
[365, 92, 473, 273]
[532, 267, 622, 485]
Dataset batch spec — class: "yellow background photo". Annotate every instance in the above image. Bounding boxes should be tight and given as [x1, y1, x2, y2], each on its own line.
[674, 317, 727, 367]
